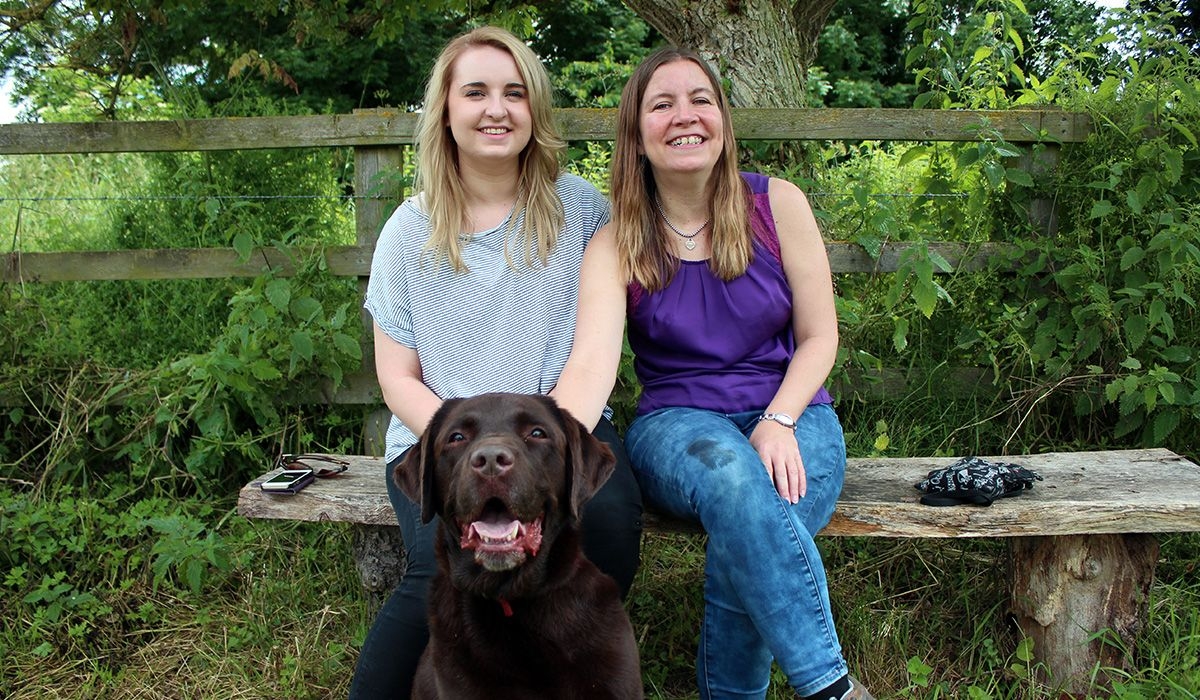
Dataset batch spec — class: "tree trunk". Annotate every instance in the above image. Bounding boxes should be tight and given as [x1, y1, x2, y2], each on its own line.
[1009, 534, 1159, 694]
[623, 0, 835, 107]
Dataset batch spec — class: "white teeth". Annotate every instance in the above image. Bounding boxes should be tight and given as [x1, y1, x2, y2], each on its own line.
[670, 135, 703, 146]
[481, 127, 508, 134]
[473, 521, 520, 543]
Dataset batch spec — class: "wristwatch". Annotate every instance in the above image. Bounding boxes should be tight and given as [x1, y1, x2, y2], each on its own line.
[758, 412, 797, 429]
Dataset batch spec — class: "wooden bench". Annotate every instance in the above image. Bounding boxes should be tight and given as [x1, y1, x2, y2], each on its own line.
[238, 446, 1200, 692]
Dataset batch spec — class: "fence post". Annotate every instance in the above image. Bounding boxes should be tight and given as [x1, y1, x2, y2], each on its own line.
[353, 140, 404, 455]
[351, 137, 406, 614]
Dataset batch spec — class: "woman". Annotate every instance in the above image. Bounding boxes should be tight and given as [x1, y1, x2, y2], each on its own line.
[351, 27, 643, 699]
[554, 47, 873, 700]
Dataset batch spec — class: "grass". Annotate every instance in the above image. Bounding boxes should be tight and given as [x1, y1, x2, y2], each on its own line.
[4, 497, 1200, 700]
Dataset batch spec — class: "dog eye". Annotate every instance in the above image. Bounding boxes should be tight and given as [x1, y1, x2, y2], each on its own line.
[448, 432, 466, 443]
[527, 427, 547, 440]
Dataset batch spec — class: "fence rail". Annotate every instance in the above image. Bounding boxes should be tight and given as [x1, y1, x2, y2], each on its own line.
[0, 108, 1090, 155]
[0, 107, 1091, 407]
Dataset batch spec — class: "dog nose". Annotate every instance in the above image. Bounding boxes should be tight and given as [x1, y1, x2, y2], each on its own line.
[470, 444, 515, 476]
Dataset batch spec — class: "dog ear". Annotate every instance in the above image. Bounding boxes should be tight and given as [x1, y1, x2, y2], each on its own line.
[556, 403, 617, 524]
[393, 400, 456, 524]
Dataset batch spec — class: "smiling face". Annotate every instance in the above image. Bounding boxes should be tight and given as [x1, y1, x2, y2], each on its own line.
[394, 393, 616, 597]
[638, 58, 725, 179]
[445, 45, 533, 168]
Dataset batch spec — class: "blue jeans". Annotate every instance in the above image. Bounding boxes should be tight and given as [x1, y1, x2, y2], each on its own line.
[348, 417, 643, 699]
[625, 403, 848, 699]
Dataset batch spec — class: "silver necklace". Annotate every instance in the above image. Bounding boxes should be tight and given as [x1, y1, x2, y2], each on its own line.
[654, 197, 709, 251]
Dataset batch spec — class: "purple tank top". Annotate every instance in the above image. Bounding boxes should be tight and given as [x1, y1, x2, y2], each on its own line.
[627, 172, 834, 416]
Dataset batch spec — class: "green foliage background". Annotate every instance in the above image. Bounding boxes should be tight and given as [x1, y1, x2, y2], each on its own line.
[2, 1, 1199, 698]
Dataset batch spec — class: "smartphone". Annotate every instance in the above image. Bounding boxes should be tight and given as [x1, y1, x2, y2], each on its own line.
[260, 469, 315, 494]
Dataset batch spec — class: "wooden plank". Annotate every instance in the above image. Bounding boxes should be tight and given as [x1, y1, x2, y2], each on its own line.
[236, 448, 1200, 539]
[0, 108, 1090, 155]
[0, 246, 371, 282]
[312, 366, 993, 406]
[1, 241, 1012, 283]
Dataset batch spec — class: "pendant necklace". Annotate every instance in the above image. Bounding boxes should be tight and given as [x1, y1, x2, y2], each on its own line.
[654, 197, 709, 251]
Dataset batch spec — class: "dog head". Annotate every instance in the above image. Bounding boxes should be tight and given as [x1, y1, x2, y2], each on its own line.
[394, 393, 615, 585]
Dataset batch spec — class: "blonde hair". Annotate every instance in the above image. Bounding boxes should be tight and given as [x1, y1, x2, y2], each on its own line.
[610, 47, 752, 292]
[414, 26, 566, 271]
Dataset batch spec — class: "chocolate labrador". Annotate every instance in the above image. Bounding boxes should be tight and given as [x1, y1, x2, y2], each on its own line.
[394, 392, 643, 699]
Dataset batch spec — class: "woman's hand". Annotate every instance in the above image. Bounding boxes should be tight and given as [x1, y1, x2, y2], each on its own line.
[749, 421, 806, 503]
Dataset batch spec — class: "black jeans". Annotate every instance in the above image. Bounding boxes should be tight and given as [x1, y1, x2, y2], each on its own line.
[347, 417, 644, 699]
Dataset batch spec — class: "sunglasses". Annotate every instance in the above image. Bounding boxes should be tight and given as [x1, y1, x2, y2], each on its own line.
[276, 453, 350, 478]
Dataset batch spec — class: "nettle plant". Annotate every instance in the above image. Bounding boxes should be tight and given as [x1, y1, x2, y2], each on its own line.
[837, 0, 1200, 450]
[117, 250, 363, 496]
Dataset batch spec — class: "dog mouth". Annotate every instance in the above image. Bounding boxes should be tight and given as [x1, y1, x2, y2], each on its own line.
[459, 499, 544, 572]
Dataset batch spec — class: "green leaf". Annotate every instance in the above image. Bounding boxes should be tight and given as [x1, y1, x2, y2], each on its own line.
[333, 332, 362, 360]
[892, 317, 910, 353]
[1007, 27, 1025, 54]
[1016, 636, 1035, 662]
[204, 197, 220, 221]
[1124, 316, 1148, 351]
[291, 331, 314, 362]
[1089, 200, 1114, 219]
[1153, 410, 1180, 443]
[898, 146, 929, 169]
[265, 279, 291, 311]
[248, 359, 282, 381]
[290, 296, 323, 323]
[1125, 189, 1143, 215]
[1171, 121, 1198, 149]
[927, 249, 953, 273]
[232, 231, 254, 261]
[1119, 246, 1145, 271]
[1005, 168, 1033, 187]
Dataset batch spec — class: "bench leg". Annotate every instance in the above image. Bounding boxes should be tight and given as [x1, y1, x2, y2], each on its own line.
[1009, 533, 1158, 694]
[350, 524, 406, 616]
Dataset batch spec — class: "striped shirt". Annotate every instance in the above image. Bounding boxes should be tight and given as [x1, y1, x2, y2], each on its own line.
[364, 172, 610, 461]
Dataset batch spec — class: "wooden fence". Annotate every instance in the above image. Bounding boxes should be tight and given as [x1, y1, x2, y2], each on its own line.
[0, 107, 1091, 408]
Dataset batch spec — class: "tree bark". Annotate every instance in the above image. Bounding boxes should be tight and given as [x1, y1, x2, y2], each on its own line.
[622, 0, 835, 107]
[1009, 534, 1159, 694]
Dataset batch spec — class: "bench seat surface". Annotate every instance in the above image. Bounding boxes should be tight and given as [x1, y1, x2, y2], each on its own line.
[236, 448, 1200, 538]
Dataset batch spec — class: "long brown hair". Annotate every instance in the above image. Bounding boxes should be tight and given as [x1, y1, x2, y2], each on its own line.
[414, 26, 566, 271]
[609, 46, 751, 291]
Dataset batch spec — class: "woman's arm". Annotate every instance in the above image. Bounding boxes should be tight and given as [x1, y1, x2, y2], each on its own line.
[373, 322, 444, 438]
[749, 177, 841, 503]
[550, 224, 628, 430]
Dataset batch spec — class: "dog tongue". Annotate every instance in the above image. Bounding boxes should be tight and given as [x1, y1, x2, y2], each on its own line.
[460, 514, 544, 561]
[472, 518, 520, 541]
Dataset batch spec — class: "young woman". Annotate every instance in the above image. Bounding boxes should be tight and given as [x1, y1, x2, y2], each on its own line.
[350, 27, 643, 699]
[553, 47, 873, 700]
